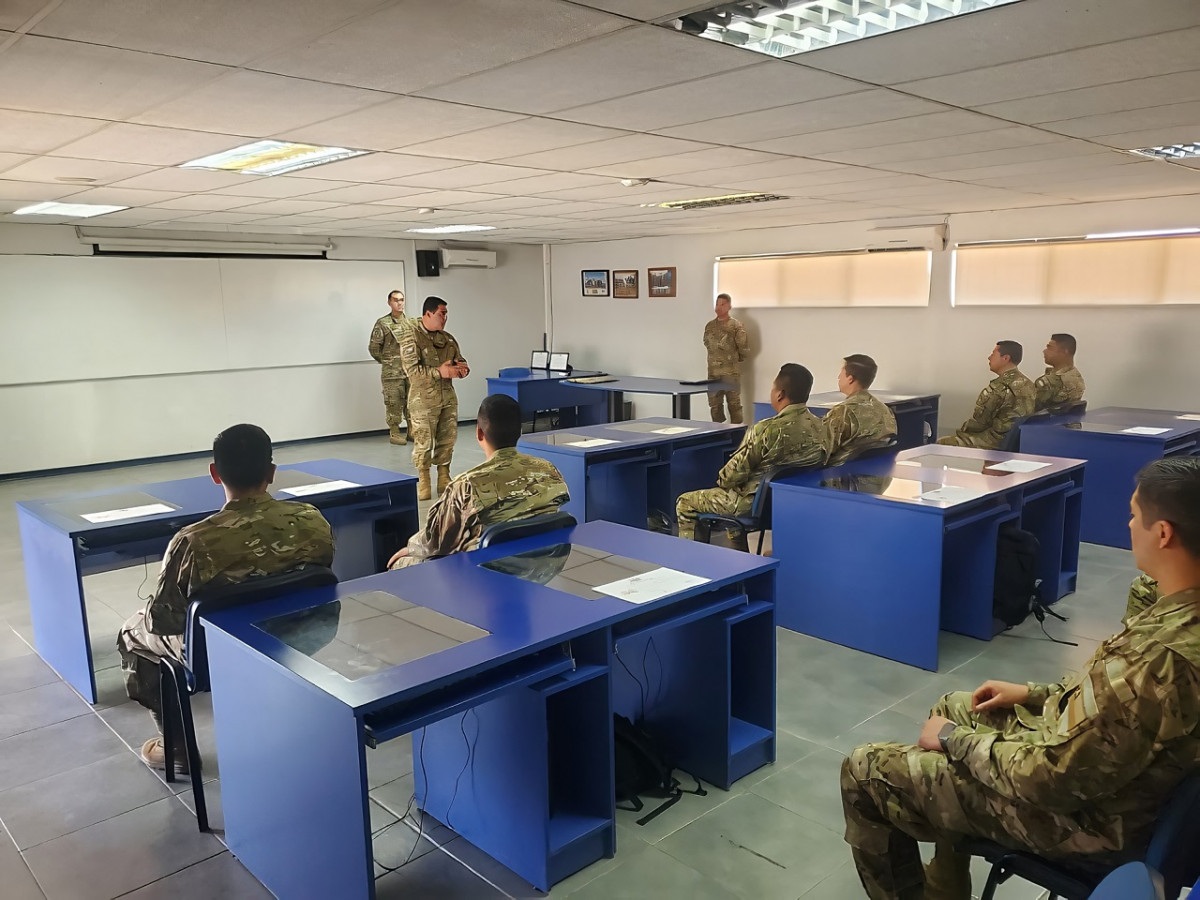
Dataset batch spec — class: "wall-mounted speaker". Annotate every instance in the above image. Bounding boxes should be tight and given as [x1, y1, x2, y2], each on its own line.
[415, 249, 440, 277]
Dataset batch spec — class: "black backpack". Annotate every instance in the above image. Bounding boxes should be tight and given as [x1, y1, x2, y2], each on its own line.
[613, 714, 705, 826]
[993, 524, 1074, 644]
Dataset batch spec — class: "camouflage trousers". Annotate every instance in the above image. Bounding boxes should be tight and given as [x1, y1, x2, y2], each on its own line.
[409, 396, 458, 469]
[842, 691, 1126, 899]
[936, 431, 1000, 450]
[381, 376, 409, 429]
[708, 375, 743, 424]
[116, 610, 184, 730]
[676, 486, 751, 548]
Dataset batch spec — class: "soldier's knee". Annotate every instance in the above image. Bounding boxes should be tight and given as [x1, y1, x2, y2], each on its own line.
[842, 745, 872, 791]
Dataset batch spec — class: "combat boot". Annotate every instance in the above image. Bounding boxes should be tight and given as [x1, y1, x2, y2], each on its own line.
[389, 425, 406, 445]
[436, 465, 451, 495]
[417, 468, 431, 500]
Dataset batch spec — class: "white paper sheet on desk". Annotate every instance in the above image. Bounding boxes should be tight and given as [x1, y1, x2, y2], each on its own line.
[81, 503, 176, 523]
[595, 567, 710, 604]
[1176, 414, 1200, 421]
[652, 426, 696, 435]
[1122, 427, 1170, 436]
[986, 459, 1052, 473]
[278, 479, 360, 497]
[919, 485, 985, 504]
[566, 438, 618, 448]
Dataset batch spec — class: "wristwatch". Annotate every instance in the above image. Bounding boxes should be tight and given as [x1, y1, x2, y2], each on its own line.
[938, 722, 957, 753]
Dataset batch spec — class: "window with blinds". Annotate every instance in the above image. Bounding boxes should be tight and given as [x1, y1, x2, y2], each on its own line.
[715, 248, 931, 308]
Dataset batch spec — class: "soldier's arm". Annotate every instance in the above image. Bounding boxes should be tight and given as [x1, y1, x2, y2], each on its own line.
[368, 322, 384, 363]
[716, 427, 761, 490]
[1124, 574, 1160, 625]
[404, 481, 479, 562]
[960, 386, 1000, 433]
[1034, 374, 1059, 410]
[303, 509, 336, 568]
[735, 323, 749, 361]
[144, 532, 193, 636]
[702, 322, 715, 351]
[821, 405, 851, 461]
[399, 332, 442, 381]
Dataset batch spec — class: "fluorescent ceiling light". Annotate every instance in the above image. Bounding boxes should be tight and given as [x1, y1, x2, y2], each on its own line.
[676, 0, 1026, 58]
[1086, 227, 1200, 240]
[1129, 142, 1200, 161]
[180, 140, 369, 176]
[14, 201, 128, 218]
[405, 224, 496, 234]
[640, 192, 787, 210]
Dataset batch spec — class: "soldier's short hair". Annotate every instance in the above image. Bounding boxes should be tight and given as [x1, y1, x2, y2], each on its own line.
[478, 395, 522, 449]
[422, 296, 447, 316]
[843, 354, 878, 388]
[1136, 458, 1200, 557]
[1050, 333, 1077, 355]
[388, 289, 403, 302]
[213, 424, 273, 490]
[716, 293, 732, 303]
[775, 363, 813, 405]
[996, 340, 1023, 364]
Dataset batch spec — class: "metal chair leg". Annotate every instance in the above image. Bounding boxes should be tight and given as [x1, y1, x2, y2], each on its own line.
[694, 519, 713, 544]
[980, 862, 1010, 900]
[176, 688, 209, 832]
[159, 661, 178, 784]
[755, 528, 766, 555]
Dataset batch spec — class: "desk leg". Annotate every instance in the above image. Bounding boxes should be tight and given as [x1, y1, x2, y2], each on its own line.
[18, 509, 96, 702]
[673, 394, 691, 419]
[606, 391, 625, 423]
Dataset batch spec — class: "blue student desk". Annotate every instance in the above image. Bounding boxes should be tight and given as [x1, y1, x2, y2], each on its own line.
[203, 520, 778, 899]
[486, 368, 608, 426]
[770, 446, 1085, 670]
[16, 459, 417, 703]
[753, 391, 940, 450]
[1019, 406, 1200, 549]
[518, 417, 745, 528]
[570, 375, 738, 421]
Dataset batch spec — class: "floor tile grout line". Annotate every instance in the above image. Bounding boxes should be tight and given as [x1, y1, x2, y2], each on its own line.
[0, 809, 50, 900]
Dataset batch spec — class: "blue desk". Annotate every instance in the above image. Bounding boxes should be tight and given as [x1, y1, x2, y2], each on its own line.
[753, 391, 940, 450]
[518, 418, 745, 528]
[486, 368, 608, 426]
[770, 446, 1085, 670]
[571, 376, 737, 421]
[1019, 406, 1200, 549]
[16, 459, 417, 703]
[203, 521, 778, 898]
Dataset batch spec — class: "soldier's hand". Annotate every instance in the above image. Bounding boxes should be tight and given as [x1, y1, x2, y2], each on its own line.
[971, 680, 1030, 712]
[437, 361, 461, 379]
[387, 548, 409, 568]
[918, 716, 954, 752]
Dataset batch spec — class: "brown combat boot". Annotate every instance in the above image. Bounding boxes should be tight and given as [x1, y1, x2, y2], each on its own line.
[389, 425, 406, 445]
[436, 465, 451, 495]
[417, 468, 431, 500]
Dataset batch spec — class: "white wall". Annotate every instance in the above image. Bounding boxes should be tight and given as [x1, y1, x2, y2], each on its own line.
[548, 194, 1200, 427]
[0, 225, 545, 474]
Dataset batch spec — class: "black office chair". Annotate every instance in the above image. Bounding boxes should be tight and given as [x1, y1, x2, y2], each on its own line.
[963, 770, 1200, 900]
[478, 511, 578, 549]
[693, 462, 818, 555]
[159, 564, 338, 831]
[1088, 863, 1164, 900]
[846, 435, 900, 461]
[998, 413, 1035, 452]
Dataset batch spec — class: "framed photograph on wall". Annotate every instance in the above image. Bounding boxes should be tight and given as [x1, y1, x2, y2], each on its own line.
[647, 266, 677, 297]
[581, 269, 610, 296]
[612, 269, 639, 299]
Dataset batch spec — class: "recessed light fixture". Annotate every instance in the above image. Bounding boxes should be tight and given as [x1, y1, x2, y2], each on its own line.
[1128, 142, 1200, 161]
[405, 224, 496, 234]
[180, 140, 370, 176]
[639, 192, 788, 210]
[1086, 227, 1200, 240]
[14, 201, 128, 218]
[676, 0, 1026, 58]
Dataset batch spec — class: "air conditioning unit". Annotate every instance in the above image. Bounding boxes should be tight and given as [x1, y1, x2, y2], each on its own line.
[440, 247, 497, 268]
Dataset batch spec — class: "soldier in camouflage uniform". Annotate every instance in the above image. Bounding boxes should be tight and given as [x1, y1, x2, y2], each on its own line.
[842, 456, 1200, 900]
[823, 354, 898, 466]
[676, 363, 826, 548]
[938, 341, 1036, 449]
[389, 395, 568, 567]
[1035, 332, 1086, 412]
[401, 296, 469, 500]
[116, 424, 334, 773]
[703, 293, 749, 424]
[368, 289, 415, 444]
[1125, 573, 1160, 625]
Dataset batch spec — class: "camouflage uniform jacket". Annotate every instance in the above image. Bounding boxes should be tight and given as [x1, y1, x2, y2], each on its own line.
[703, 317, 748, 378]
[369, 314, 415, 379]
[716, 403, 826, 499]
[949, 368, 1037, 448]
[143, 494, 335, 637]
[1125, 574, 1161, 626]
[941, 587, 1200, 856]
[403, 448, 569, 562]
[822, 390, 898, 466]
[400, 323, 464, 408]
[1035, 364, 1086, 412]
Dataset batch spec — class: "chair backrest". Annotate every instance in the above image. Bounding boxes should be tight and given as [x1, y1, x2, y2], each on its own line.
[1143, 771, 1200, 899]
[184, 564, 338, 691]
[499, 367, 531, 378]
[847, 435, 900, 462]
[479, 511, 578, 549]
[1087, 863, 1164, 900]
[998, 414, 1035, 452]
[751, 462, 821, 521]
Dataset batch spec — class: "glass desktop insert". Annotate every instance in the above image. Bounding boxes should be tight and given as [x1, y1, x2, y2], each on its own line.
[901, 453, 1007, 475]
[481, 543, 659, 601]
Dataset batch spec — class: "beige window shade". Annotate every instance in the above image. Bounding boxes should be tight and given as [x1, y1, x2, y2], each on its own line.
[955, 235, 1200, 305]
[717, 249, 931, 308]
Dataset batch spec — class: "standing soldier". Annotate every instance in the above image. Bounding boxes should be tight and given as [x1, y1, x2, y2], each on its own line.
[368, 290, 413, 444]
[703, 293, 749, 424]
[401, 296, 468, 500]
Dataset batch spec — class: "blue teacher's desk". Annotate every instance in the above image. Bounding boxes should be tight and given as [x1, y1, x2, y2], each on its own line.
[203, 520, 778, 899]
[1019, 406, 1200, 549]
[16, 459, 417, 703]
[486, 368, 608, 426]
[518, 417, 745, 528]
[753, 391, 940, 451]
[770, 446, 1084, 670]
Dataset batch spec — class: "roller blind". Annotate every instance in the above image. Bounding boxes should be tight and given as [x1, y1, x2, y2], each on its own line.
[716, 249, 931, 308]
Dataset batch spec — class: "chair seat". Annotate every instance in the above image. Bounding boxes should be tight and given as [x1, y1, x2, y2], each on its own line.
[962, 839, 1107, 900]
[696, 512, 758, 530]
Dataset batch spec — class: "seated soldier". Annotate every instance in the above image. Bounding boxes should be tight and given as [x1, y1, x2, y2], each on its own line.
[676, 363, 826, 549]
[938, 340, 1036, 449]
[823, 354, 898, 466]
[841, 457, 1200, 900]
[388, 394, 569, 568]
[1035, 332, 1086, 412]
[117, 424, 334, 773]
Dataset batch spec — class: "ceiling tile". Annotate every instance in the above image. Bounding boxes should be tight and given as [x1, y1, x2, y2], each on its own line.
[813, 126, 1056, 167]
[50, 123, 248, 167]
[0, 152, 32, 174]
[392, 164, 549, 190]
[885, 140, 1112, 175]
[501, 133, 711, 169]
[0, 2, 45, 30]
[583, 147, 787, 178]
[235, 198, 340, 216]
[163, 211, 274, 225]
[567, 1, 701, 20]
[976, 70, 1200, 124]
[1090, 128, 1200, 150]
[146, 194, 267, 211]
[0, 156, 157, 184]
[204, 175, 360, 198]
[373, 189, 499, 207]
[748, 110, 1003, 157]
[108, 167, 258, 191]
[0, 178, 94, 201]
[296, 153, 468, 183]
[400, 118, 628, 162]
[465, 171, 617, 194]
[1041, 101, 1200, 139]
[0, 108, 108, 154]
[298, 184, 433, 204]
[50, 186, 188, 206]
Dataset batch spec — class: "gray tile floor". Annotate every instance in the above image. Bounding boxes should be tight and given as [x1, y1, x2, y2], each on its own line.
[0, 427, 1137, 899]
